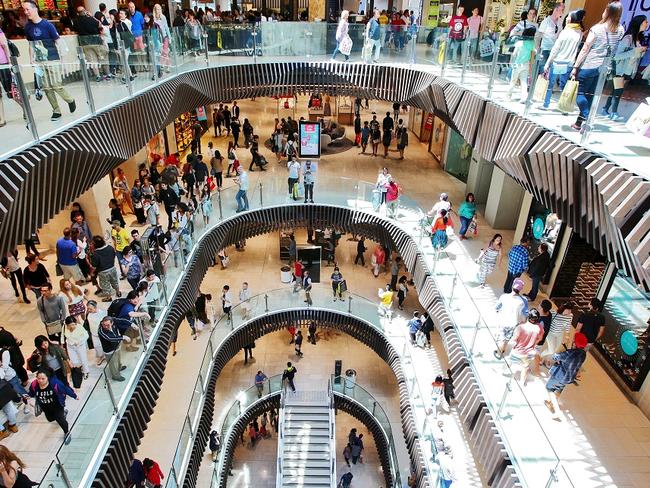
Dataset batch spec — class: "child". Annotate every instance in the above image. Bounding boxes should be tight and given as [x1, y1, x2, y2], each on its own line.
[507, 27, 536, 102]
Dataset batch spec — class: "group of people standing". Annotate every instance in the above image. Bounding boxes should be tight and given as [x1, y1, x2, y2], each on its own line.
[357, 110, 409, 160]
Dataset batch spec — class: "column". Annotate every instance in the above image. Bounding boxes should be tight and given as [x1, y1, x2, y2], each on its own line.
[483, 167, 525, 230]
[465, 155, 494, 204]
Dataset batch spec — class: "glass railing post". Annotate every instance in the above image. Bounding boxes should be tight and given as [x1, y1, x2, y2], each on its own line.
[581, 61, 611, 144]
[103, 369, 118, 414]
[58, 461, 74, 488]
[347, 295, 352, 314]
[259, 182, 264, 208]
[77, 47, 96, 115]
[440, 39, 448, 77]
[448, 273, 457, 305]
[120, 41, 134, 96]
[460, 39, 470, 84]
[252, 27, 258, 64]
[170, 30, 180, 73]
[524, 49, 541, 116]
[486, 40, 501, 98]
[137, 318, 147, 348]
[545, 462, 560, 488]
[10, 56, 38, 141]
[264, 293, 268, 312]
[217, 190, 223, 219]
[498, 377, 512, 418]
[305, 28, 313, 58]
[146, 35, 155, 81]
[372, 401, 376, 416]
[469, 316, 481, 356]
[203, 32, 209, 66]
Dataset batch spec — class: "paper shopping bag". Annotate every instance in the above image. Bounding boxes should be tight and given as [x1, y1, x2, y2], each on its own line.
[557, 79, 578, 113]
[625, 103, 650, 138]
[533, 75, 549, 102]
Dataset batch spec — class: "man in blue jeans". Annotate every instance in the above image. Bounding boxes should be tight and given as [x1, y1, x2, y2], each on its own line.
[234, 167, 249, 212]
[366, 10, 382, 63]
[524, 243, 551, 301]
[503, 237, 529, 293]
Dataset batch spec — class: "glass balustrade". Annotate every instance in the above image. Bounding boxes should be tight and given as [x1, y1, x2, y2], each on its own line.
[29, 171, 573, 487]
[4, 22, 645, 173]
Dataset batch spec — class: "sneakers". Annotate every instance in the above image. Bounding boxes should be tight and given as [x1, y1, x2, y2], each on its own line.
[64, 433, 72, 445]
[600, 107, 610, 117]
[112, 375, 125, 381]
[51, 112, 62, 121]
[609, 113, 624, 122]
[68, 100, 76, 113]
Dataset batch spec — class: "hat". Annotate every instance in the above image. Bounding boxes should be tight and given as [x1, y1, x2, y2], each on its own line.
[512, 278, 525, 291]
[574, 332, 588, 349]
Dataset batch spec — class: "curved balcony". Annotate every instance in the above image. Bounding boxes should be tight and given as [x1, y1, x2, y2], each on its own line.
[1, 26, 648, 290]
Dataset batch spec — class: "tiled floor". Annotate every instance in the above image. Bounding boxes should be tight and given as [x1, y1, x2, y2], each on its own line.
[1, 96, 650, 487]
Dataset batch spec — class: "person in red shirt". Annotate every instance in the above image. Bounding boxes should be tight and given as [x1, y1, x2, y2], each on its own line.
[143, 458, 164, 488]
[448, 6, 468, 63]
[391, 13, 406, 51]
[292, 260, 304, 292]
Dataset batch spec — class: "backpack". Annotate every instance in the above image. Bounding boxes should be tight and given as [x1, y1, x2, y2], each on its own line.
[107, 297, 129, 318]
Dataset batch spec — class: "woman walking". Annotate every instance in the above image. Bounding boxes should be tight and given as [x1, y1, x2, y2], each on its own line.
[63, 316, 90, 381]
[226, 141, 238, 177]
[371, 125, 381, 157]
[29, 370, 78, 443]
[396, 124, 408, 160]
[210, 150, 224, 190]
[382, 128, 392, 158]
[59, 279, 87, 321]
[457, 193, 476, 240]
[332, 10, 352, 61]
[200, 187, 213, 225]
[30, 335, 71, 386]
[601, 15, 648, 121]
[571, 2, 624, 131]
[397, 275, 408, 310]
[476, 234, 503, 287]
[431, 209, 452, 250]
[541, 301, 574, 366]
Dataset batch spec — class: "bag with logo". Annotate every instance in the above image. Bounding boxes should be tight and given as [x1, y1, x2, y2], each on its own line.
[533, 75, 549, 102]
[557, 79, 578, 113]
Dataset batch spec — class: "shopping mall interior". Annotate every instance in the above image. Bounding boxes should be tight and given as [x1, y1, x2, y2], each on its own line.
[1, 1, 650, 488]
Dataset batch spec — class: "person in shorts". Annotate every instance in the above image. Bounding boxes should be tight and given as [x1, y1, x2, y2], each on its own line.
[544, 332, 588, 419]
[508, 309, 544, 385]
[494, 278, 528, 359]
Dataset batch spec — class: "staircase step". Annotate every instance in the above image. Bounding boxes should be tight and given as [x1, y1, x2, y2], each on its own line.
[283, 459, 331, 469]
[282, 444, 330, 453]
[282, 475, 333, 485]
[282, 451, 331, 460]
[283, 467, 332, 477]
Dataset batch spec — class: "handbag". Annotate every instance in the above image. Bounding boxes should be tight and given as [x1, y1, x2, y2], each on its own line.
[0, 380, 18, 409]
[34, 400, 42, 417]
[557, 79, 578, 113]
[533, 75, 549, 102]
[612, 76, 625, 90]
[55, 262, 64, 276]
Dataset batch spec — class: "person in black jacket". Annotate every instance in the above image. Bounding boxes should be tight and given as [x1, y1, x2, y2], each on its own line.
[91, 236, 121, 302]
[231, 118, 241, 148]
[354, 237, 367, 266]
[524, 243, 551, 301]
[158, 183, 180, 230]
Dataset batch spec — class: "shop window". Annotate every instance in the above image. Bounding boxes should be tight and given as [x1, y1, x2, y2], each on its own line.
[444, 129, 472, 182]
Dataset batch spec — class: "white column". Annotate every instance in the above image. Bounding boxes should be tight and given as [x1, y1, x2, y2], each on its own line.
[484, 167, 525, 230]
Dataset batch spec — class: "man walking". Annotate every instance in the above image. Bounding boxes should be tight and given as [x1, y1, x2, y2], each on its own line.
[524, 243, 551, 301]
[509, 309, 544, 385]
[354, 237, 367, 266]
[282, 362, 297, 392]
[243, 342, 255, 364]
[56, 228, 84, 283]
[544, 332, 588, 419]
[23, 0, 76, 121]
[366, 10, 382, 63]
[503, 237, 529, 293]
[254, 370, 267, 398]
[575, 298, 606, 350]
[234, 167, 249, 212]
[494, 278, 528, 359]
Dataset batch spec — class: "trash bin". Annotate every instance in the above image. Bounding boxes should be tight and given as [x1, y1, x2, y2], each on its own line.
[344, 368, 357, 393]
[280, 265, 292, 283]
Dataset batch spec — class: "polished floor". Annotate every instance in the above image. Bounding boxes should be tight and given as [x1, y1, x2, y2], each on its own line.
[1, 97, 649, 487]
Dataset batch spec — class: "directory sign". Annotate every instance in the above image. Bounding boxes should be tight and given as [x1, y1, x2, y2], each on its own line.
[299, 121, 321, 158]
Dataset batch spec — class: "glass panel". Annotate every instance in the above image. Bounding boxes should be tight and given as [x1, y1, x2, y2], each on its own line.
[49, 374, 115, 485]
[0, 62, 37, 155]
[38, 459, 70, 488]
[171, 417, 193, 478]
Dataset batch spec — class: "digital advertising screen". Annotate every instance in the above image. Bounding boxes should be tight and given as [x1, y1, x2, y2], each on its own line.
[299, 121, 321, 159]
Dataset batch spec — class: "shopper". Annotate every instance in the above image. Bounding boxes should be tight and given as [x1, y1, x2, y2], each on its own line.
[503, 237, 529, 293]
[542, 10, 585, 110]
[63, 316, 90, 382]
[91, 235, 121, 302]
[524, 243, 551, 301]
[308, 321, 317, 345]
[302, 270, 313, 306]
[23, 254, 50, 300]
[287, 157, 301, 200]
[332, 10, 351, 61]
[396, 123, 408, 160]
[239, 282, 251, 319]
[537, 2, 565, 74]
[98, 316, 129, 381]
[570, 2, 624, 131]
[431, 209, 451, 250]
[494, 278, 528, 359]
[36, 283, 67, 342]
[234, 167, 249, 212]
[351, 434, 364, 463]
[457, 193, 476, 240]
[330, 267, 344, 301]
[366, 10, 382, 63]
[339, 472, 354, 488]
[354, 237, 367, 266]
[221, 285, 232, 318]
[371, 244, 386, 277]
[371, 124, 381, 157]
[360, 121, 370, 154]
[23, 0, 76, 121]
[544, 332, 588, 418]
[509, 309, 544, 385]
[407, 311, 421, 344]
[143, 458, 164, 488]
[85, 300, 106, 365]
[378, 284, 394, 317]
[243, 342, 254, 364]
[294, 330, 304, 357]
[302, 160, 316, 203]
[389, 256, 401, 291]
[386, 179, 399, 218]
[448, 5, 468, 63]
[602, 15, 648, 121]
[255, 370, 267, 398]
[575, 297, 606, 349]
[29, 370, 78, 443]
[282, 361, 297, 392]
[396, 275, 408, 310]
[342, 443, 352, 467]
[541, 301, 574, 365]
[507, 27, 536, 102]
[56, 228, 84, 284]
[1, 250, 30, 304]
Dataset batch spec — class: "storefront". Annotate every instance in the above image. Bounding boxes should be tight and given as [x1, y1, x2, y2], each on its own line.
[428, 115, 448, 164]
[172, 108, 207, 153]
[442, 128, 472, 182]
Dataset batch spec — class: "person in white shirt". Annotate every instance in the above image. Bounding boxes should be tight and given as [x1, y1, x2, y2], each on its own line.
[287, 157, 301, 201]
[138, 269, 161, 321]
[239, 282, 251, 319]
[509, 7, 538, 37]
[536, 3, 565, 74]
[375, 167, 391, 205]
[221, 285, 233, 317]
[427, 193, 453, 217]
[494, 278, 528, 359]
[86, 300, 106, 365]
[467, 8, 483, 58]
[234, 167, 249, 212]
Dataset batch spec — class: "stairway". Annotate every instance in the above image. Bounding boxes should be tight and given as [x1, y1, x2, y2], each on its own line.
[278, 390, 335, 488]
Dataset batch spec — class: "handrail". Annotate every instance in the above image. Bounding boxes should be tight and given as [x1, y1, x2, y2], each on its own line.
[275, 379, 286, 488]
[327, 377, 336, 488]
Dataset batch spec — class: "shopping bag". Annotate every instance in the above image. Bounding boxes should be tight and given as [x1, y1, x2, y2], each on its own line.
[557, 79, 578, 113]
[354, 133, 361, 145]
[533, 75, 549, 102]
[625, 103, 650, 138]
[467, 218, 478, 236]
[292, 182, 299, 199]
[372, 189, 381, 212]
[415, 330, 427, 348]
[340, 35, 353, 56]
[338, 279, 348, 293]
[612, 76, 626, 90]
